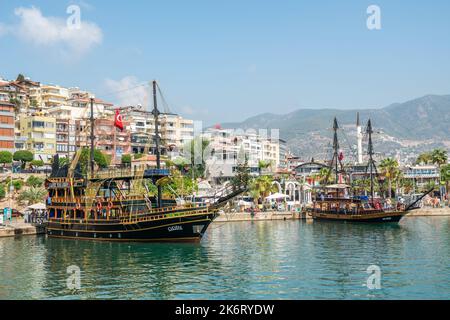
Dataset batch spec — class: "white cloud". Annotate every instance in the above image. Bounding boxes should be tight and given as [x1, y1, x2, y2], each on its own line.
[7, 6, 102, 57]
[104, 76, 150, 109]
[181, 105, 209, 116]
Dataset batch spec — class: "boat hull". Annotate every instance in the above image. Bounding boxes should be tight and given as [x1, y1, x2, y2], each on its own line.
[47, 212, 217, 242]
[310, 211, 406, 223]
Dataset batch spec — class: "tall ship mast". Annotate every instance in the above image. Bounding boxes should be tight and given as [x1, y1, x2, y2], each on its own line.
[309, 117, 429, 223]
[45, 81, 246, 241]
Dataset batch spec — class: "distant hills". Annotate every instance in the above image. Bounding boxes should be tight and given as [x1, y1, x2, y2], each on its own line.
[220, 94, 450, 161]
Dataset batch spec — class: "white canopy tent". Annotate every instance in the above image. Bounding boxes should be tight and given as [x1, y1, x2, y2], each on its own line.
[265, 193, 290, 200]
[26, 203, 46, 210]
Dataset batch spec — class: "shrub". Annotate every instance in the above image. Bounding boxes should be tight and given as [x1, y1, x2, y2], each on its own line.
[27, 175, 45, 188]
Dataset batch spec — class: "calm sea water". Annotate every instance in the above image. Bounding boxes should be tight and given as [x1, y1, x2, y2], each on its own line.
[0, 217, 449, 300]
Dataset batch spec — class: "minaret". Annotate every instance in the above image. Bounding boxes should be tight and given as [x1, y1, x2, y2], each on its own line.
[356, 112, 363, 164]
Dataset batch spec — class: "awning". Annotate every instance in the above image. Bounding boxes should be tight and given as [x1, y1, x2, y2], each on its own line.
[26, 203, 46, 210]
[325, 184, 351, 189]
[265, 193, 290, 200]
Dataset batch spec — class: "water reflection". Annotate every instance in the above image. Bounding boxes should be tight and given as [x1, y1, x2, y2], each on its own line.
[0, 217, 449, 299]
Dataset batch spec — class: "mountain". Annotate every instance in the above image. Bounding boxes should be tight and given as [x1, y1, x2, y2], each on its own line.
[220, 94, 450, 161]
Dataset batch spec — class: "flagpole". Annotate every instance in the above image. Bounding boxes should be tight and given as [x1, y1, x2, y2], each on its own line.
[90, 97, 95, 176]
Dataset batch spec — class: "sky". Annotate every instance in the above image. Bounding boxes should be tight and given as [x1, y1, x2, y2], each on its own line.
[0, 0, 449, 126]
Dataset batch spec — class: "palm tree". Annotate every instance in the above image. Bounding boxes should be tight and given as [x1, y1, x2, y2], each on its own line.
[431, 149, 448, 168]
[440, 164, 450, 200]
[317, 167, 333, 185]
[17, 187, 47, 206]
[401, 179, 415, 195]
[416, 152, 432, 165]
[258, 160, 273, 174]
[379, 158, 399, 199]
[352, 178, 371, 196]
[249, 176, 278, 204]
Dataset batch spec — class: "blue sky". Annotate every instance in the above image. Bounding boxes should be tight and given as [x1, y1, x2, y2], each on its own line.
[1, 0, 449, 125]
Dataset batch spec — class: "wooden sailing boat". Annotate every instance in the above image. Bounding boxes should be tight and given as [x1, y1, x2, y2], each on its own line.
[309, 118, 429, 223]
[45, 81, 245, 241]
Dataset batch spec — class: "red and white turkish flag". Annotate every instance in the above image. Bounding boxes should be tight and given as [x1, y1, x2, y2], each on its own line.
[114, 109, 124, 131]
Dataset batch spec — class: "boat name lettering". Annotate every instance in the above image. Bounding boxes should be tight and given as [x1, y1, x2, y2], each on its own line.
[168, 225, 183, 232]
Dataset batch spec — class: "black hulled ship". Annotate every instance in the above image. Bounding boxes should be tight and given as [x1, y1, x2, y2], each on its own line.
[46, 81, 245, 242]
[309, 118, 429, 223]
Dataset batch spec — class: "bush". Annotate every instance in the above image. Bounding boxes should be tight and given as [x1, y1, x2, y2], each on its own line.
[122, 154, 132, 165]
[12, 180, 23, 191]
[0, 151, 13, 166]
[27, 175, 45, 188]
[31, 159, 45, 167]
[0, 184, 5, 199]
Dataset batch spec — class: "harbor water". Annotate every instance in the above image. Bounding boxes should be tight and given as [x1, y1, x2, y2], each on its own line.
[0, 217, 449, 299]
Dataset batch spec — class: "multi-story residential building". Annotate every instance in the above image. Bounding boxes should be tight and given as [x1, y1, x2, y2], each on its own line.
[18, 113, 56, 162]
[123, 109, 194, 156]
[0, 80, 28, 113]
[75, 118, 131, 164]
[159, 113, 195, 150]
[278, 139, 288, 170]
[202, 127, 281, 184]
[0, 101, 16, 153]
[402, 165, 441, 190]
[27, 84, 70, 111]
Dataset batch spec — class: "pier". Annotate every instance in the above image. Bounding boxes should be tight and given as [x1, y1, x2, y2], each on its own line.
[0, 221, 46, 238]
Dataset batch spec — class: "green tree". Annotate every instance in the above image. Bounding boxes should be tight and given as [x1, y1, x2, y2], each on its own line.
[78, 148, 110, 174]
[0, 151, 13, 167]
[379, 158, 400, 199]
[17, 187, 47, 206]
[401, 179, 415, 195]
[121, 154, 132, 166]
[249, 175, 278, 204]
[416, 152, 432, 165]
[0, 184, 5, 199]
[431, 148, 448, 168]
[13, 150, 34, 169]
[258, 160, 273, 174]
[31, 159, 45, 167]
[232, 155, 251, 191]
[440, 164, 450, 199]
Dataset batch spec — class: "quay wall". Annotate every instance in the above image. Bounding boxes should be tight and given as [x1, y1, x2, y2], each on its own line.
[406, 207, 450, 217]
[0, 223, 46, 238]
[214, 211, 305, 222]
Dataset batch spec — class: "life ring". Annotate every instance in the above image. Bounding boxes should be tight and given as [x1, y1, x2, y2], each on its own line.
[76, 201, 81, 210]
[107, 201, 113, 210]
[96, 201, 103, 210]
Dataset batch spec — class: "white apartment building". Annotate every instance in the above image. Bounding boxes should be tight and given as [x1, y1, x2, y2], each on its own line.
[124, 109, 194, 156]
[202, 127, 281, 184]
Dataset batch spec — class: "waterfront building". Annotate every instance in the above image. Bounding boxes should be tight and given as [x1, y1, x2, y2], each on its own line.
[28, 84, 69, 110]
[202, 127, 281, 184]
[402, 165, 441, 190]
[294, 160, 328, 186]
[0, 101, 16, 153]
[18, 113, 56, 162]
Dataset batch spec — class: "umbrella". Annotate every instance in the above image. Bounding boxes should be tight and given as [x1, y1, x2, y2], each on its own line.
[27, 203, 46, 210]
[325, 184, 350, 189]
[265, 193, 290, 200]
